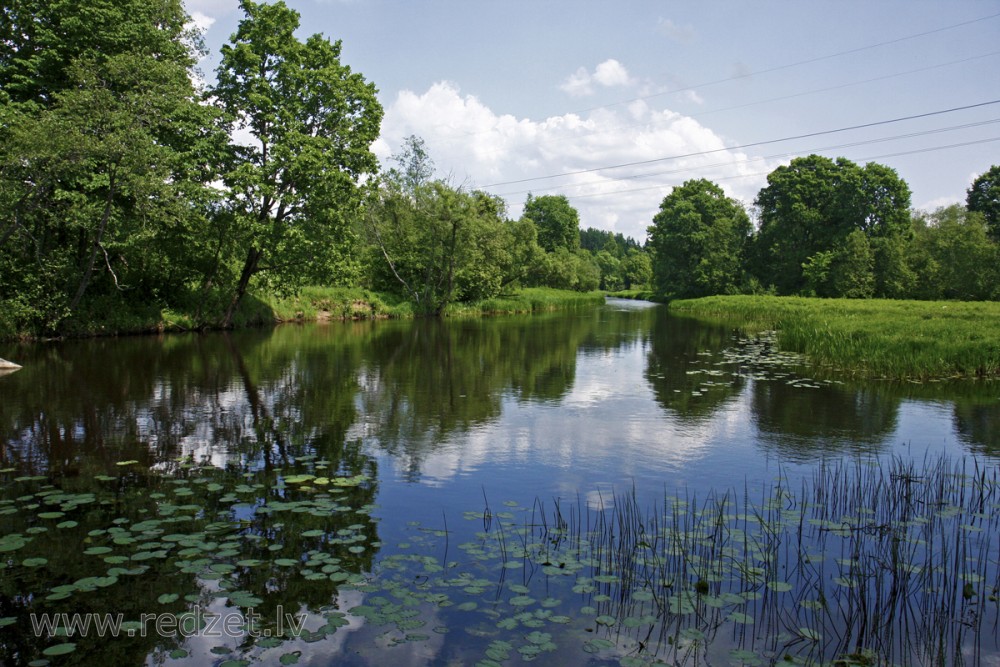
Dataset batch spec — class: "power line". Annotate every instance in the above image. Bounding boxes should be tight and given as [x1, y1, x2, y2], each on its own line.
[492, 118, 1000, 199]
[435, 50, 999, 148]
[557, 136, 1000, 203]
[681, 52, 1000, 121]
[563, 11, 1000, 117]
[480, 100, 1000, 189]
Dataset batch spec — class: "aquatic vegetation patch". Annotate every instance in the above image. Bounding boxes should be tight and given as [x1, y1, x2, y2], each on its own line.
[0, 455, 997, 665]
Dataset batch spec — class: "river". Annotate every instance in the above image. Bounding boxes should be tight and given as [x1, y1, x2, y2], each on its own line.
[1, 299, 997, 665]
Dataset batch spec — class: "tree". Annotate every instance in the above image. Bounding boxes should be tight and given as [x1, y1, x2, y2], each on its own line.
[387, 135, 435, 193]
[522, 194, 580, 252]
[528, 248, 600, 292]
[579, 227, 641, 255]
[802, 229, 875, 298]
[367, 181, 523, 312]
[647, 179, 751, 300]
[0, 0, 199, 108]
[751, 155, 911, 296]
[592, 250, 622, 291]
[966, 165, 1000, 241]
[621, 249, 652, 289]
[212, 0, 383, 326]
[0, 0, 222, 333]
[906, 205, 999, 301]
[367, 137, 541, 312]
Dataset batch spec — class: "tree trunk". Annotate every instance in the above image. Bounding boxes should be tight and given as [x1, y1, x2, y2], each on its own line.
[220, 246, 264, 328]
[69, 170, 116, 313]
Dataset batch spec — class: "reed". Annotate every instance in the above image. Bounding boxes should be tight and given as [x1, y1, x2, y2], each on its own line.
[462, 455, 1000, 666]
[669, 295, 1000, 379]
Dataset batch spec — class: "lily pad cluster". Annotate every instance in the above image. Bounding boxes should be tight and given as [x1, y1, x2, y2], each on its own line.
[1, 454, 998, 666]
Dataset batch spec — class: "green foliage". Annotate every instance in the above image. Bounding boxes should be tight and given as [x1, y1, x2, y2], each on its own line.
[367, 179, 529, 313]
[0, 0, 222, 335]
[752, 155, 910, 296]
[522, 194, 580, 252]
[0, 0, 199, 107]
[801, 229, 874, 298]
[212, 0, 383, 326]
[593, 250, 624, 291]
[966, 164, 1000, 241]
[621, 249, 652, 289]
[906, 205, 1000, 301]
[579, 227, 641, 255]
[671, 294, 1000, 379]
[529, 248, 601, 292]
[648, 179, 751, 300]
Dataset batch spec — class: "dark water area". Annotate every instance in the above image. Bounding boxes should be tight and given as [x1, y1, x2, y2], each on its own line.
[1, 299, 997, 666]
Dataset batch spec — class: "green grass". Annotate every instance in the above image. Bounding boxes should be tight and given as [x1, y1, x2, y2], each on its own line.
[669, 295, 1000, 379]
[263, 286, 415, 322]
[442, 287, 605, 317]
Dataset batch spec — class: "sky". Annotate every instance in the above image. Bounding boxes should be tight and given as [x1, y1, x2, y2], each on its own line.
[185, 0, 1000, 243]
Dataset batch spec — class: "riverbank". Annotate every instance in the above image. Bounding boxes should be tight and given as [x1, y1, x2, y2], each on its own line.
[670, 295, 1000, 380]
[0, 287, 605, 343]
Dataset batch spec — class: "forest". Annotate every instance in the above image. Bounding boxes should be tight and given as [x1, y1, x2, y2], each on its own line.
[2, 0, 998, 340]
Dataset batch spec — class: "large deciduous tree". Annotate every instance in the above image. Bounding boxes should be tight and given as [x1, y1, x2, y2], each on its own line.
[647, 179, 751, 300]
[751, 155, 911, 297]
[212, 0, 383, 327]
[966, 165, 1000, 241]
[522, 194, 581, 253]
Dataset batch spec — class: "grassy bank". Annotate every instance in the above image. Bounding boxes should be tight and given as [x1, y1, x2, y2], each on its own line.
[1, 287, 604, 342]
[442, 287, 605, 316]
[670, 295, 1000, 379]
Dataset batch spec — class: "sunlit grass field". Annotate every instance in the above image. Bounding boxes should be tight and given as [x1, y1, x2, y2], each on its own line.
[670, 295, 1000, 379]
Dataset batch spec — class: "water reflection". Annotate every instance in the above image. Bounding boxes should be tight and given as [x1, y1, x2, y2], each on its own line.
[2, 306, 998, 487]
[644, 311, 745, 423]
[751, 382, 899, 460]
[954, 399, 1000, 456]
[1, 301, 999, 665]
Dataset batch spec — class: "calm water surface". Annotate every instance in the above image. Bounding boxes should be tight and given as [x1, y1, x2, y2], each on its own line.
[1, 299, 997, 666]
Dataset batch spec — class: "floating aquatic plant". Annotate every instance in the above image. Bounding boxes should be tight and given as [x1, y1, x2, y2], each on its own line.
[0, 454, 997, 665]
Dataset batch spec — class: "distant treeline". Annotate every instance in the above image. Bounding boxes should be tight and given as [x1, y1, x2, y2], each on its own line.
[2, 1, 997, 340]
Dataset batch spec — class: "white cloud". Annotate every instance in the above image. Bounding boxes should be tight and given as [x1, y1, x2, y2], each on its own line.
[559, 59, 633, 97]
[593, 59, 632, 87]
[560, 66, 596, 97]
[188, 10, 216, 34]
[378, 81, 775, 242]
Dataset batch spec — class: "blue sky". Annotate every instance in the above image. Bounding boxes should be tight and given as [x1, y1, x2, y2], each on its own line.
[187, 0, 1000, 242]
